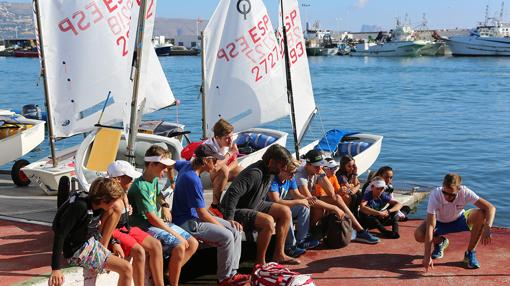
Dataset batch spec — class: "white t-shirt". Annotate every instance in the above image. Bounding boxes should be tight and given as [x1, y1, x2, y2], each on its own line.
[203, 137, 228, 156]
[426, 185, 480, 223]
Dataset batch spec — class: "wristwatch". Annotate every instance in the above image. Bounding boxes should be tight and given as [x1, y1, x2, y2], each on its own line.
[161, 202, 170, 208]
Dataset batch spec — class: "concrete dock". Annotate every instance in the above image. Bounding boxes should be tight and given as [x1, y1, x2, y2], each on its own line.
[1, 174, 508, 285]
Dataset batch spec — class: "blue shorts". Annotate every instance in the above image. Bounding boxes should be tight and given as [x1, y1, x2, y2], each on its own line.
[147, 222, 192, 258]
[434, 209, 473, 236]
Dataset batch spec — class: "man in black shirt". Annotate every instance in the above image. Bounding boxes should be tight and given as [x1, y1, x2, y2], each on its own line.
[49, 178, 132, 286]
[221, 144, 298, 265]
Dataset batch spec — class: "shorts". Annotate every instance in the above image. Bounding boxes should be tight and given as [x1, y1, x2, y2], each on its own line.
[147, 222, 192, 258]
[112, 226, 150, 257]
[234, 201, 273, 231]
[68, 237, 111, 274]
[434, 209, 474, 236]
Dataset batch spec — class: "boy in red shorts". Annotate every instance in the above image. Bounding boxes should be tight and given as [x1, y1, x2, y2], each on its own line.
[100, 160, 165, 286]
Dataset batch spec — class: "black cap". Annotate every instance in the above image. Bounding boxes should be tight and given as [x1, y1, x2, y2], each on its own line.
[194, 144, 225, 160]
[304, 149, 325, 166]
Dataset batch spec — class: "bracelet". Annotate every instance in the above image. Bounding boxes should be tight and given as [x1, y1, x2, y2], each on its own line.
[110, 238, 119, 246]
[161, 202, 170, 208]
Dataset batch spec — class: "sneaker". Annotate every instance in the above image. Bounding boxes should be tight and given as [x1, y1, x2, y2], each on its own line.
[285, 245, 306, 258]
[209, 204, 224, 218]
[464, 250, 481, 269]
[431, 237, 449, 259]
[218, 273, 251, 286]
[297, 238, 321, 250]
[353, 229, 380, 244]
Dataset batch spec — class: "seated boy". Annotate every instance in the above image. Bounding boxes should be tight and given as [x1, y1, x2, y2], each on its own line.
[204, 119, 243, 217]
[414, 173, 496, 271]
[359, 176, 402, 239]
[172, 144, 250, 286]
[267, 159, 320, 258]
[49, 178, 132, 286]
[128, 145, 198, 285]
[99, 160, 165, 286]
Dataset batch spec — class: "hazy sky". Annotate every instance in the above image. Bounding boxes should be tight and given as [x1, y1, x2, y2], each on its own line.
[11, 0, 507, 31]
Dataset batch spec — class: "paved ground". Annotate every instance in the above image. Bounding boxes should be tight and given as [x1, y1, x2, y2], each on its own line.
[1, 174, 509, 285]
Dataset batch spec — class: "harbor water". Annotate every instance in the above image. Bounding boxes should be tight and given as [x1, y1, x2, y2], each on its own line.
[0, 55, 509, 227]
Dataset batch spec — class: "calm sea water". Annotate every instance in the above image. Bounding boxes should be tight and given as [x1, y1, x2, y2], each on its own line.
[1, 55, 509, 227]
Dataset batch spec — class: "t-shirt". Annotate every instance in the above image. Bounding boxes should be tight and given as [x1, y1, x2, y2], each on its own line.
[315, 175, 341, 197]
[204, 137, 228, 156]
[295, 166, 325, 194]
[128, 176, 160, 229]
[363, 190, 391, 211]
[269, 177, 298, 200]
[427, 185, 480, 223]
[172, 160, 205, 225]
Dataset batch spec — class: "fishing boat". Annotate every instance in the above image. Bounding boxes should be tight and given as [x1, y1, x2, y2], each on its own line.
[23, 0, 184, 194]
[0, 109, 45, 186]
[351, 20, 426, 57]
[443, 4, 510, 56]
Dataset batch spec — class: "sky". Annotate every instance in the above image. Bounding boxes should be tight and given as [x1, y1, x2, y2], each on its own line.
[10, 0, 508, 31]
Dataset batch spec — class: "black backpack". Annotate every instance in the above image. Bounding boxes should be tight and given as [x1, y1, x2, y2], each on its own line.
[52, 191, 89, 231]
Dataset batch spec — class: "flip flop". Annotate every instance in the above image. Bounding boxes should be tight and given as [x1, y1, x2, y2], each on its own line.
[275, 258, 301, 265]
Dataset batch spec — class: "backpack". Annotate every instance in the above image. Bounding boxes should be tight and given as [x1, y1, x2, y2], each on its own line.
[52, 190, 89, 231]
[180, 140, 205, 160]
[322, 214, 352, 249]
[251, 262, 315, 286]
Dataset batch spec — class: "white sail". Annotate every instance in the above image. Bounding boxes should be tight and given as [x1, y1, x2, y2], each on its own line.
[203, 0, 289, 136]
[278, 0, 317, 144]
[36, 0, 173, 138]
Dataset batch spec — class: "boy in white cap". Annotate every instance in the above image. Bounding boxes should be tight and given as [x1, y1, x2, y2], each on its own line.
[99, 160, 165, 286]
[359, 176, 403, 239]
[128, 145, 198, 286]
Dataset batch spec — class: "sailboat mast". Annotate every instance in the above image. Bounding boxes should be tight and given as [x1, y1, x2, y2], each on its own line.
[280, 0, 300, 159]
[126, 0, 148, 165]
[200, 31, 207, 140]
[34, 0, 57, 167]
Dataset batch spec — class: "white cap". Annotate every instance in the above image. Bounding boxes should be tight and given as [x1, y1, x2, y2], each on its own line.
[370, 179, 387, 189]
[107, 160, 142, 179]
[324, 158, 339, 169]
[144, 155, 176, 166]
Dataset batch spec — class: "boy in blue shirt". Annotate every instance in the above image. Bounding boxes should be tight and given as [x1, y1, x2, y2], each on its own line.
[267, 159, 320, 258]
[172, 144, 250, 286]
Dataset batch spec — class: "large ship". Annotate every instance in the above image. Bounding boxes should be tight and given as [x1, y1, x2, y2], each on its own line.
[444, 3, 510, 56]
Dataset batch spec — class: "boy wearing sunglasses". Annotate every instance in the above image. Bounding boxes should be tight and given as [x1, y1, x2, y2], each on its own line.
[415, 173, 496, 271]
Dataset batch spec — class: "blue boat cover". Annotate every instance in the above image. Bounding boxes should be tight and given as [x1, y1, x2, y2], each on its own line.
[314, 129, 359, 153]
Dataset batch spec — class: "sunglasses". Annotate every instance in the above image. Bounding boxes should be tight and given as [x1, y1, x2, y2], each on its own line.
[442, 190, 458, 199]
[206, 157, 218, 163]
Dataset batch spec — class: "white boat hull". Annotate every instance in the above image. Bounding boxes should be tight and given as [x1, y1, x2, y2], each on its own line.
[295, 133, 383, 176]
[201, 128, 288, 188]
[446, 36, 510, 56]
[419, 42, 443, 56]
[75, 128, 186, 191]
[352, 41, 426, 57]
[0, 118, 45, 166]
[21, 146, 78, 195]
